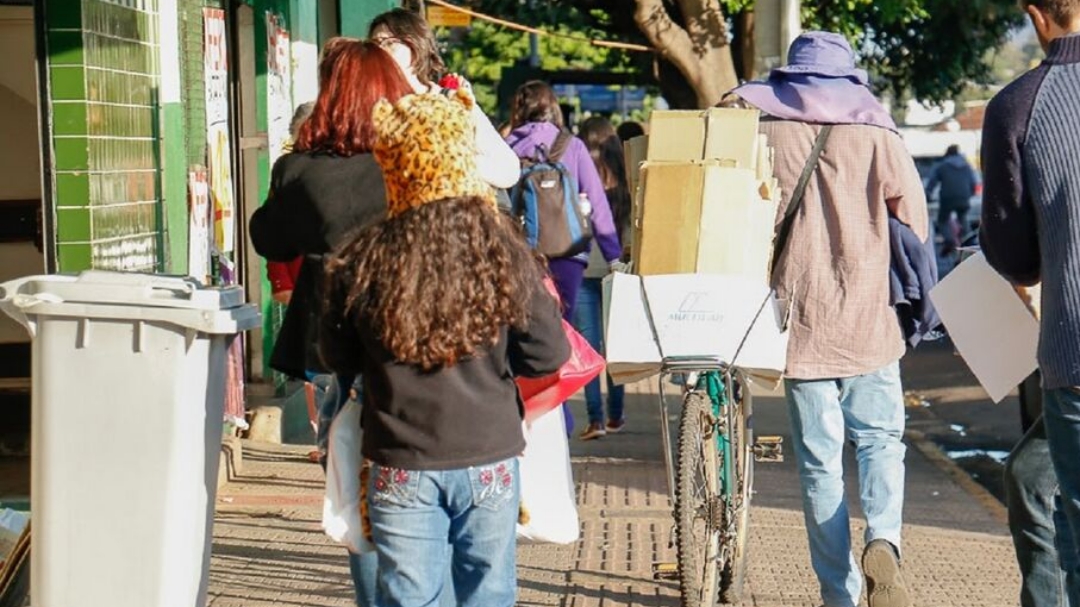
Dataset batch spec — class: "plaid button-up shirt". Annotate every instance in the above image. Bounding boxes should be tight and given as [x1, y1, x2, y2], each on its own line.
[763, 120, 929, 380]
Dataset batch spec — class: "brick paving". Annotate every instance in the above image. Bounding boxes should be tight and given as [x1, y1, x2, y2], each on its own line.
[207, 378, 1020, 607]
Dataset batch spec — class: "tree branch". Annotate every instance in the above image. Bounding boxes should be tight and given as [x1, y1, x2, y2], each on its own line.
[633, 0, 702, 81]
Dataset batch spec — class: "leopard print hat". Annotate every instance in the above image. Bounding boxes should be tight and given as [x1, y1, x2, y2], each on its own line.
[371, 89, 496, 218]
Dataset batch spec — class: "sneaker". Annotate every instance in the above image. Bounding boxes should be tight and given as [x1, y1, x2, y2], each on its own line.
[862, 539, 912, 607]
[605, 418, 626, 434]
[579, 422, 607, 441]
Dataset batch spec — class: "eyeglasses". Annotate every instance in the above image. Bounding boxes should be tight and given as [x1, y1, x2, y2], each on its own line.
[373, 36, 403, 49]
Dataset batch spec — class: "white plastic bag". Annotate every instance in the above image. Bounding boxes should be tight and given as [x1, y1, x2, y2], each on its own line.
[516, 406, 580, 544]
[321, 399, 374, 554]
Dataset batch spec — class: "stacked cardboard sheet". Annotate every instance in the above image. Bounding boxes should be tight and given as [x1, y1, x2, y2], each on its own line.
[627, 108, 781, 281]
[605, 108, 789, 387]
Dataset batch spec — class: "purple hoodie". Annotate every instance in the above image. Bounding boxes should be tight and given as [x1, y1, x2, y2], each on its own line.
[505, 122, 622, 263]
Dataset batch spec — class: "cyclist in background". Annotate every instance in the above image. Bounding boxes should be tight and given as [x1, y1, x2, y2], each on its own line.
[926, 144, 979, 253]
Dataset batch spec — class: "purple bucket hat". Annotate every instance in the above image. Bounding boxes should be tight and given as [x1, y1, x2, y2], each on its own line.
[772, 31, 869, 85]
[728, 30, 895, 131]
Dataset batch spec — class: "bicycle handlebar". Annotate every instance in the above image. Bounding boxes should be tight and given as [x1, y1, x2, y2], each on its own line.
[660, 355, 730, 373]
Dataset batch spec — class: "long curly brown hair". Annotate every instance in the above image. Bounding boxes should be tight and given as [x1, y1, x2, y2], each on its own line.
[325, 196, 545, 371]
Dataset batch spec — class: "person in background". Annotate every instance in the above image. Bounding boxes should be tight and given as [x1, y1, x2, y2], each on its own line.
[264, 101, 318, 461]
[266, 101, 315, 305]
[925, 144, 978, 251]
[265, 101, 315, 306]
[980, 0, 1080, 603]
[504, 81, 624, 436]
[320, 90, 569, 607]
[615, 120, 645, 142]
[728, 31, 927, 607]
[574, 116, 631, 440]
[368, 8, 520, 191]
[248, 39, 413, 607]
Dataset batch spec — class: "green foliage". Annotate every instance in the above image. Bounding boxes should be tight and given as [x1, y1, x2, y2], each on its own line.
[803, 0, 1027, 104]
[447, 0, 1027, 108]
[436, 3, 636, 116]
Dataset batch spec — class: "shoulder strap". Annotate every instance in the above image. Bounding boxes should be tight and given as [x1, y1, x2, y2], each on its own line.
[771, 125, 833, 279]
[547, 130, 573, 163]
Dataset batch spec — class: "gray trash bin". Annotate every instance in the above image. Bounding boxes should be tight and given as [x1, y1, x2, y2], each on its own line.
[0, 270, 260, 607]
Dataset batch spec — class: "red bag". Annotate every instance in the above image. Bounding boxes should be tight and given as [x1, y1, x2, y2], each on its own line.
[516, 280, 605, 423]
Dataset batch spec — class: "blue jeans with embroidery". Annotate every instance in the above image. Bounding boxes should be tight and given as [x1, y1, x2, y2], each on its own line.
[367, 458, 519, 607]
[784, 361, 907, 607]
[1005, 414, 1080, 607]
[1043, 387, 1080, 606]
[572, 277, 624, 425]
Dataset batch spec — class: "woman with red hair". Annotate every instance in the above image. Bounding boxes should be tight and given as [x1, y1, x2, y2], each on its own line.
[251, 38, 413, 388]
[248, 39, 414, 607]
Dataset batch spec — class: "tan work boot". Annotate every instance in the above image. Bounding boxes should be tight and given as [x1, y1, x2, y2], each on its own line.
[862, 539, 912, 607]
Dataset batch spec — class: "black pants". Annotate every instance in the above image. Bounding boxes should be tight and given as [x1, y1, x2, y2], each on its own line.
[936, 197, 971, 247]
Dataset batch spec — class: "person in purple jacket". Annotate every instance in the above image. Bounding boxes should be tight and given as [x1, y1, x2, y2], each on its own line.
[504, 81, 624, 317]
[504, 81, 624, 434]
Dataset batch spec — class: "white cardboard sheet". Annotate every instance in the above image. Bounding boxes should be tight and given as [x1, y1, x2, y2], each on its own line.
[928, 252, 1039, 403]
[604, 273, 788, 387]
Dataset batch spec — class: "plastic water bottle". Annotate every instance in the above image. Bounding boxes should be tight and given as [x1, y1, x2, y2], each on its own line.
[579, 192, 592, 217]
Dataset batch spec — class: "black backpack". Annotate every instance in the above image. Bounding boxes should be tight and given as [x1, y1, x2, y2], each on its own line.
[510, 131, 593, 258]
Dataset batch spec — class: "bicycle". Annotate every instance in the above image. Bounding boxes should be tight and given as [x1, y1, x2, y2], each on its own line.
[652, 356, 783, 606]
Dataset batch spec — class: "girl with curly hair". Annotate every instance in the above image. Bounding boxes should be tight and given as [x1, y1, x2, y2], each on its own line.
[320, 91, 569, 607]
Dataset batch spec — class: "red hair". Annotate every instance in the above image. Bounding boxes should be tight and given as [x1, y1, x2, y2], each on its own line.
[294, 40, 413, 156]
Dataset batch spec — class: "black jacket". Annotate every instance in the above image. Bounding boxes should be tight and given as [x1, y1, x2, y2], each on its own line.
[320, 283, 570, 470]
[249, 152, 387, 379]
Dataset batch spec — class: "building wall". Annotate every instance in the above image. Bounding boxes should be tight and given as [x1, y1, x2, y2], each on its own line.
[340, 0, 398, 38]
[44, 0, 163, 272]
[0, 6, 44, 344]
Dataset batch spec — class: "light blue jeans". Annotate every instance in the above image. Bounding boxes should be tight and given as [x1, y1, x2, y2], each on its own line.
[572, 277, 625, 425]
[1043, 386, 1080, 606]
[785, 361, 907, 607]
[367, 458, 520, 607]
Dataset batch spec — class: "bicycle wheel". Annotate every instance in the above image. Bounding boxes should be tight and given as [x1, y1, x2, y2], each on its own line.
[719, 374, 752, 604]
[675, 391, 721, 607]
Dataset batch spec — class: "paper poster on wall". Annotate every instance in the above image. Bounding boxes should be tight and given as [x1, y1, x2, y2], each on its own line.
[187, 168, 211, 284]
[203, 7, 236, 255]
[267, 12, 293, 164]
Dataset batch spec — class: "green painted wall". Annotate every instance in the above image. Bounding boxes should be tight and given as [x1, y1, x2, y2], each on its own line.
[340, 0, 397, 38]
[44, 0, 164, 273]
[162, 103, 187, 275]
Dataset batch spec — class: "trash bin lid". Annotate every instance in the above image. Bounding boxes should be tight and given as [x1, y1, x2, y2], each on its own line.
[0, 271, 260, 336]
[1, 271, 246, 311]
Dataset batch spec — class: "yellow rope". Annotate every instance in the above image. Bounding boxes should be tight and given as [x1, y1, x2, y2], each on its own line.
[424, 0, 654, 53]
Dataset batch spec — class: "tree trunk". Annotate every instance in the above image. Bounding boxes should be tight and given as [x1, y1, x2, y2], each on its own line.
[733, 10, 756, 82]
[633, 0, 739, 108]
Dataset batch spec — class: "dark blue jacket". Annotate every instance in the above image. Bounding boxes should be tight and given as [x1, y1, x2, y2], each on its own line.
[889, 217, 941, 347]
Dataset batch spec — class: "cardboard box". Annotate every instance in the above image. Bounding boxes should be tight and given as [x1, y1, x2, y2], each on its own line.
[703, 108, 760, 169]
[624, 135, 648, 200]
[696, 166, 777, 277]
[646, 112, 706, 161]
[624, 134, 649, 258]
[634, 162, 706, 275]
[604, 272, 789, 388]
[633, 162, 777, 280]
[602, 272, 660, 385]
[646, 108, 760, 167]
